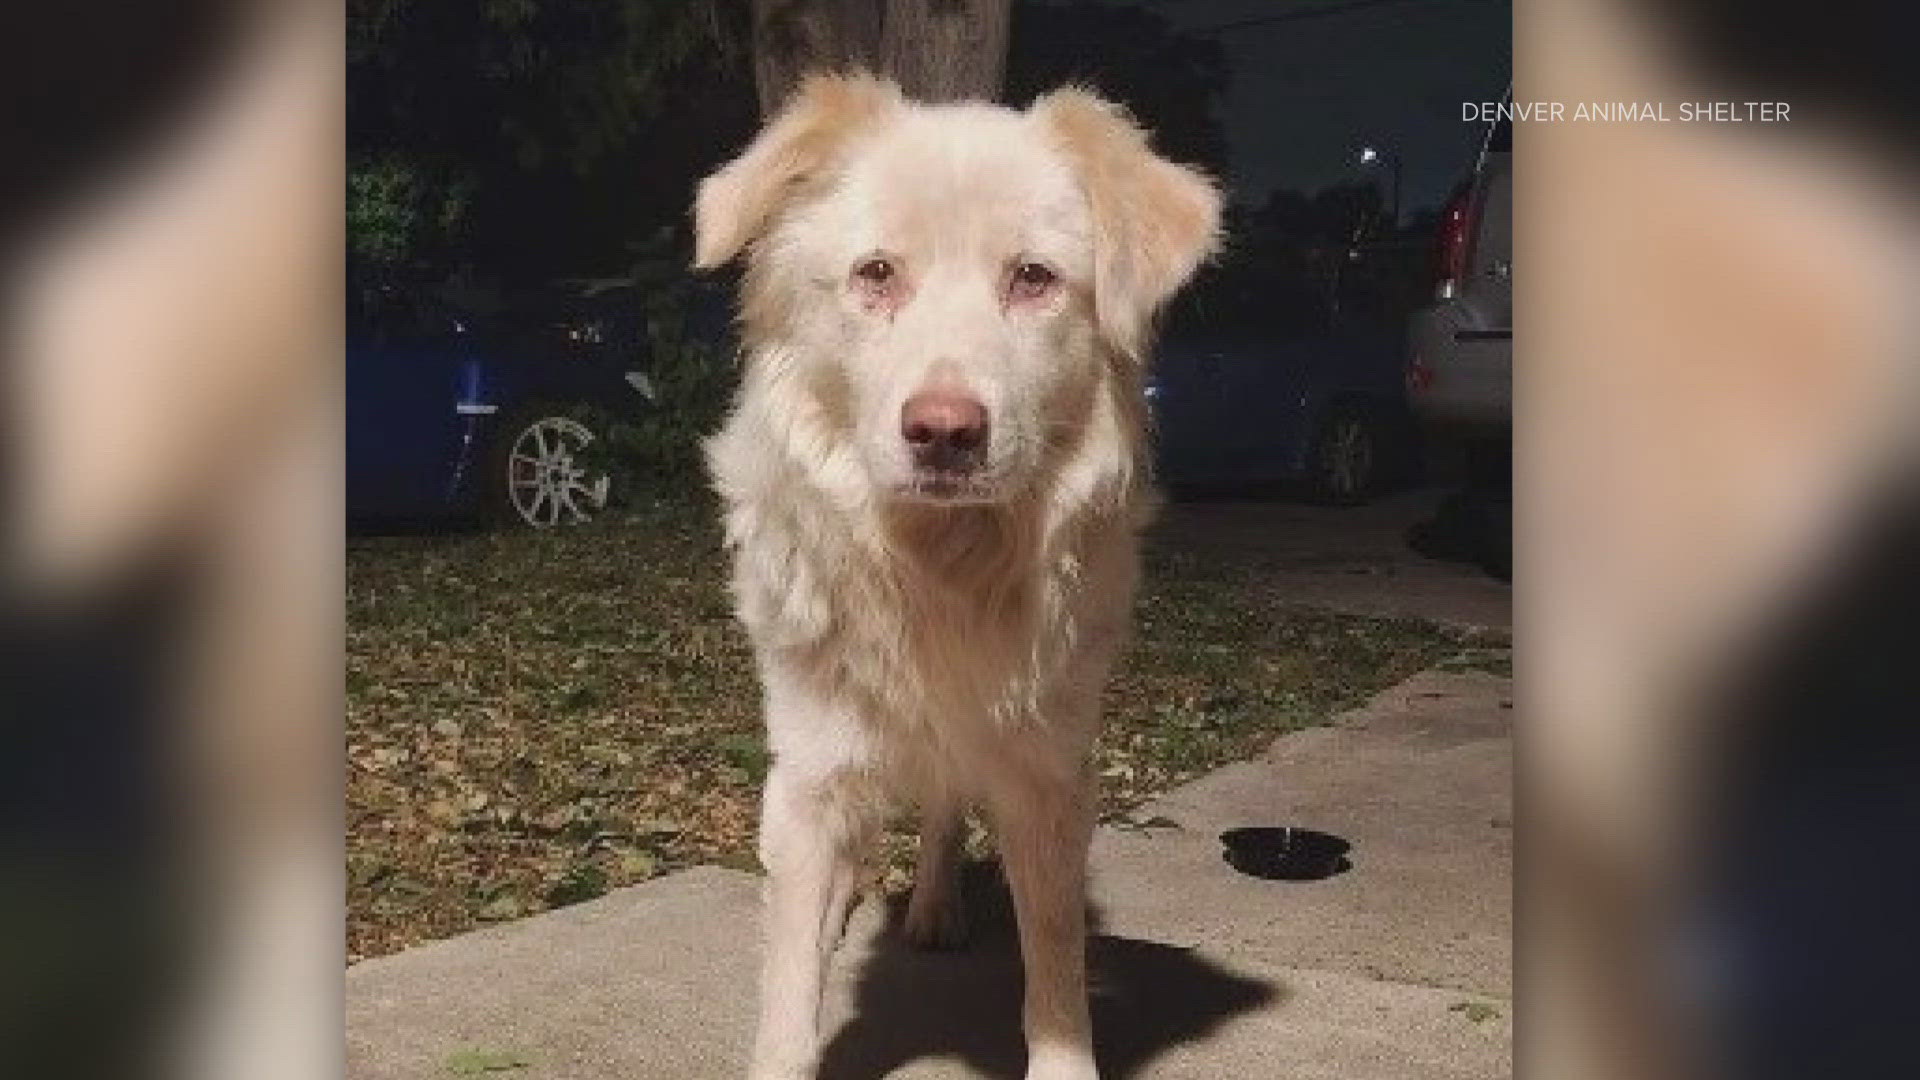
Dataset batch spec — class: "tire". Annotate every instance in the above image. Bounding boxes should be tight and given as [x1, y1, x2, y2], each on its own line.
[1477, 492, 1512, 581]
[486, 406, 610, 528]
[1306, 401, 1381, 505]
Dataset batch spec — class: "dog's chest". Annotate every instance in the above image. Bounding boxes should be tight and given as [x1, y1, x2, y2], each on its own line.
[811, 546, 1067, 723]
[728, 504, 1122, 728]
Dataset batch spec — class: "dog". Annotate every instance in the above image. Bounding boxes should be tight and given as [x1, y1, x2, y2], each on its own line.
[692, 72, 1219, 1080]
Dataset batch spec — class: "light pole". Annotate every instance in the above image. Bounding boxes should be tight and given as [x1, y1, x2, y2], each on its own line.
[1357, 145, 1401, 231]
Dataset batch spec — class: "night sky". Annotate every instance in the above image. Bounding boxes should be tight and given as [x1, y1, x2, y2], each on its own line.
[1128, 0, 1511, 213]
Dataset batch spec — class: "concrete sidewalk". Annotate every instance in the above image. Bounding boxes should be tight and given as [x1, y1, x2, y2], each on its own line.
[1152, 490, 1512, 631]
[347, 669, 1512, 1079]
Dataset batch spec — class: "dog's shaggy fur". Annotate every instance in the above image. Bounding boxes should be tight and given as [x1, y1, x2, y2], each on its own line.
[693, 73, 1219, 1080]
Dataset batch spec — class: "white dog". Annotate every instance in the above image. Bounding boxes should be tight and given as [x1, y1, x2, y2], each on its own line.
[693, 72, 1219, 1080]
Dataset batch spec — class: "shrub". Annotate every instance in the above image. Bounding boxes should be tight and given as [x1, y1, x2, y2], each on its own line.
[578, 271, 740, 500]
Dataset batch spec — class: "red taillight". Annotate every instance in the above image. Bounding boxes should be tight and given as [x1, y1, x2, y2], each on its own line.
[1433, 184, 1476, 298]
[1407, 353, 1434, 393]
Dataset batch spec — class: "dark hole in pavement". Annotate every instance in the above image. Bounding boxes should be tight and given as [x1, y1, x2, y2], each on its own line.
[1219, 827, 1352, 881]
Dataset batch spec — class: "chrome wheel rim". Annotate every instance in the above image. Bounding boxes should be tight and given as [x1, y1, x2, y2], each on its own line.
[506, 416, 605, 527]
[1323, 416, 1373, 498]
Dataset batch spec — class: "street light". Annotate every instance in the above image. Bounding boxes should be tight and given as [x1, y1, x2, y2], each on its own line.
[1356, 145, 1401, 230]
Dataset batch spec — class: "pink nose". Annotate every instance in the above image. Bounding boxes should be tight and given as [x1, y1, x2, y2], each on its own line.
[901, 390, 989, 467]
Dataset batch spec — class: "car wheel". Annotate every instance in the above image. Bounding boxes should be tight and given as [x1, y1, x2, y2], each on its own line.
[1308, 403, 1380, 505]
[489, 408, 610, 528]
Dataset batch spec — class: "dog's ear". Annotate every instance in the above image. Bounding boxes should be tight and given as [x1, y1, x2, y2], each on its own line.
[693, 72, 903, 270]
[1030, 87, 1222, 358]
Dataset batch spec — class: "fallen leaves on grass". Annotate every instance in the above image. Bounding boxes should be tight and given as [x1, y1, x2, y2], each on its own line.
[348, 490, 1468, 961]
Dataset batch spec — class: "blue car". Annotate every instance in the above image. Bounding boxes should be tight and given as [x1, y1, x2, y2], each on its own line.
[347, 288, 655, 527]
[1149, 306, 1417, 503]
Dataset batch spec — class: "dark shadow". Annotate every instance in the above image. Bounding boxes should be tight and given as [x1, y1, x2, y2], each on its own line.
[1405, 439, 1510, 580]
[347, 513, 488, 538]
[1405, 486, 1511, 581]
[819, 859, 1281, 1080]
[1219, 827, 1353, 882]
[1160, 479, 1306, 505]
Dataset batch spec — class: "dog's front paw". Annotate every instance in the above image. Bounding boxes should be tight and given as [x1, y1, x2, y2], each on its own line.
[901, 884, 969, 951]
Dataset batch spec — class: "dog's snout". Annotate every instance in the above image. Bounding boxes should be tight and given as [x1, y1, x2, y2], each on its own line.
[901, 391, 989, 470]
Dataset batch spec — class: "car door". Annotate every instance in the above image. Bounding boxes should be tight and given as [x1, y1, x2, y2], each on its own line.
[1150, 337, 1232, 484]
[1191, 327, 1307, 485]
[346, 294, 471, 517]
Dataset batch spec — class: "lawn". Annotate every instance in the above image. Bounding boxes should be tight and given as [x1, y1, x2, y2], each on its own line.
[347, 488, 1488, 961]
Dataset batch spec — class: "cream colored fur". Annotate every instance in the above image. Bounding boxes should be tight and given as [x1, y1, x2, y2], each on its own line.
[693, 72, 1219, 1080]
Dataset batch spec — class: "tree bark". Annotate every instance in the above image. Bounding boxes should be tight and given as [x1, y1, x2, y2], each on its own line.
[877, 0, 1009, 105]
[750, 0, 1009, 115]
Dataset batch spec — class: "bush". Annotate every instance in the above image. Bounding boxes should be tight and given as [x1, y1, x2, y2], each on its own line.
[602, 342, 736, 489]
[578, 271, 740, 500]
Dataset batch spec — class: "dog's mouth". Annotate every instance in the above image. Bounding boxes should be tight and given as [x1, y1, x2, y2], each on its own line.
[894, 472, 1004, 505]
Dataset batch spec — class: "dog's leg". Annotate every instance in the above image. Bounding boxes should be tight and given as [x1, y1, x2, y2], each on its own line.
[751, 759, 866, 1080]
[992, 760, 1099, 1080]
[903, 798, 968, 950]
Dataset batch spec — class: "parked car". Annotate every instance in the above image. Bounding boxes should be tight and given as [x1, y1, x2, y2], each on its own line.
[554, 272, 736, 357]
[346, 284, 656, 527]
[1406, 106, 1511, 439]
[1405, 102, 1512, 577]
[1149, 290, 1417, 503]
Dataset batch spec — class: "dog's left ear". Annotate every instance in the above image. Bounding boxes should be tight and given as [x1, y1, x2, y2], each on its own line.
[693, 72, 904, 270]
[1030, 87, 1222, 358]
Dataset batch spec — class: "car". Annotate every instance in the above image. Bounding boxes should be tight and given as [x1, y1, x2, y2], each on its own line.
[346, 283, 656, 528]
[1149, 291, 1417, 504]
[1404, 102, 1512, 577]
[1406, 105, 1511, 441]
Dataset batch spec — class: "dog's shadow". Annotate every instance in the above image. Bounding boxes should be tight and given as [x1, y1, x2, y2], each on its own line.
[818, 859, 1281, 1080]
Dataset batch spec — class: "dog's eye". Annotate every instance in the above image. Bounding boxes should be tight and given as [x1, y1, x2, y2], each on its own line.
[1009, 261, 1058, 301]
[853, 256, 896, 287]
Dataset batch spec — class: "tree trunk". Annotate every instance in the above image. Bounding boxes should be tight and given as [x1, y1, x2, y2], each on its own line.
[750, 0, 1009, 115]
[877, 0, 1009, 105]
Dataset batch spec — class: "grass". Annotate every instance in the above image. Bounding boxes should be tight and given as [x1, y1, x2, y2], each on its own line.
[1450, 1001, 1503, 1024]
[442, 1048, 532, 1074]
[347, 487, 1483, 962]
[1435, 643, 1513, 679]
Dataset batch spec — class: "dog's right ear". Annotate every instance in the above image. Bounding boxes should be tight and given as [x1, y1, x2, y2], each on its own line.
[1029, 87, 1221, 360]
[693, 72, 903, 270]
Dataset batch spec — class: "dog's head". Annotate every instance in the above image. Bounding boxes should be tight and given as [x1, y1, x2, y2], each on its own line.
[694, 73, 1219, 506]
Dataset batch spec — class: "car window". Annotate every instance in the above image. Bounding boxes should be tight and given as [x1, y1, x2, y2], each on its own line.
[357, 289, 463, 345]
[355, 288, 411, 337]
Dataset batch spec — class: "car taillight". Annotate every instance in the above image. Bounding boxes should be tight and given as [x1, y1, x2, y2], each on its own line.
[1433, 184, 1476, 299]
[1407, 352, 1434, 393]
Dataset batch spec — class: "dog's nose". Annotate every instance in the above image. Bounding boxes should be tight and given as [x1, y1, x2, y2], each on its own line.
[901, 391, 989, 470]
